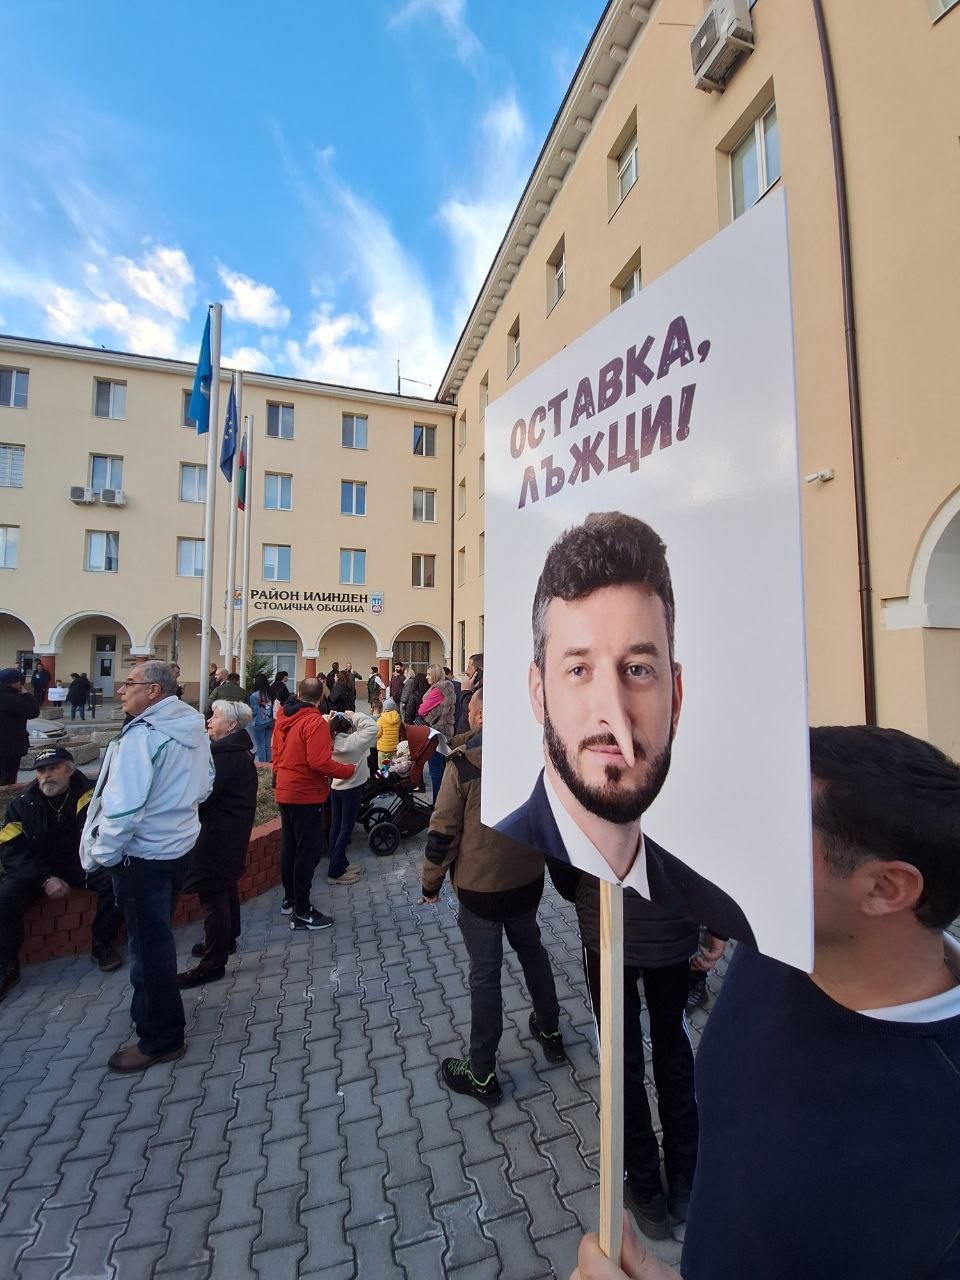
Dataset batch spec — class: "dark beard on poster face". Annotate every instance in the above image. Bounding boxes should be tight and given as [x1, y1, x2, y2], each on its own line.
[543, 711, 672, 825]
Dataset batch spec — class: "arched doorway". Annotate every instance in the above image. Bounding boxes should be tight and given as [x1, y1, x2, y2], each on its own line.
[50, 613, 136, 699]
[0, 611, 37, 677]
[316, 621, 383, 682]
[390, 623, 449, 674]
[246, 619, 307, 689]
[144, 615, 225, 704]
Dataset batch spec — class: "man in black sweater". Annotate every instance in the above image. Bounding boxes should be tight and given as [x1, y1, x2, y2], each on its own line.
[571, 726, 960, 1280]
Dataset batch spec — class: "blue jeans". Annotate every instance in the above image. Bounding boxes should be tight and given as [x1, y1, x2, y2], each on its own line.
[427, 751, 446, 802]
[328, 787, 362, 878]
[252, 723, 272, 763]
[70, 703, 85, 720]
[112, 855, 188, 1056]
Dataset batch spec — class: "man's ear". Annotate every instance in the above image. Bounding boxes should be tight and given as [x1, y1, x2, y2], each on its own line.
[670, 663, 683, 739]
[859, 861, 926, 919]
[529, 661, 545, 729]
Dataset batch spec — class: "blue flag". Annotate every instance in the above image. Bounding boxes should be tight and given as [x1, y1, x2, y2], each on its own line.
[189, 311, 212, 434]
[220, 380, 238, 481]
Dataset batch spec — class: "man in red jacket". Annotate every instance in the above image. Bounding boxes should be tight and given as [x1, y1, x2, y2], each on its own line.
[272, 678, 355, 930]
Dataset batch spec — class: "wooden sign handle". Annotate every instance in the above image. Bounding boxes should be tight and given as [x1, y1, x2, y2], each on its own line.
[599, 879, 625, 1261]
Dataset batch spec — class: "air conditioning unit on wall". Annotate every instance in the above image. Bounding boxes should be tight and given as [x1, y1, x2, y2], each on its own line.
[691, 0, 755, 93]
[69, 485, 96, 504]
[100, 488, 126, 506]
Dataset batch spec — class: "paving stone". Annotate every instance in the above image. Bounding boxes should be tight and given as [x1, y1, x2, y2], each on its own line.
[207, 1225, 260, 1280]
[231, 1083, 272, 1129]
[560, 1100, 600, 1157]
[448, 1257, 505, 1280]
[9, 1136, 74, 1191]
[300, 1153, 350, 1211]
[467, 1155, 526, 1223]
[181, 1109, 232, 1163]
[264, 1091, 308, 1141]
[254, 1184, 306, 1253]
[19, 1203, 79, 1260]
[540, 1134, 598, 1198]
[301, 1101, 346, 1157]
[252, 1243, 307, 1278]
[433, 1195, 498, 1271]
[339, 1076, 378, 1125]
[456, 1109, 508, 1166]
[422, 1143, 473, 1206]
[135, 1139, 190, 1196]
[381, 1132, 430, 1189]
[63, 1223, 127, 1278]
[300, 1201, 353, 1272]
[208, 1166, 264, 1233]
[531, 1224, 584, 1279]
[386, 1177, 443, 1247]
[377, 1087, 418, 1139]
[514, 1170, 579, 1240]
[347, 1215, 403, 1279]
[0, 1185, 47, 1235]
[258, 1134, 306, 1192]
[223, 1120, 271, 1174]
[340, 1115, 383, 1172]
[14, 1257, 71, 1280]
[395, 1235, 447, 1279]
[302, 1066, 340, 1113]
[119, 1185, 178, 1251]
[342, 1163, 393, 1229]
[0, 1231, 31, 1278]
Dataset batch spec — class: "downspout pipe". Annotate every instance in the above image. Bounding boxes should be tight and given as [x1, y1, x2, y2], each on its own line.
[812, 0, 877, 724]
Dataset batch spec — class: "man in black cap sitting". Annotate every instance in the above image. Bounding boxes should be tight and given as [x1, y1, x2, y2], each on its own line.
[0, 746, 123, 1001]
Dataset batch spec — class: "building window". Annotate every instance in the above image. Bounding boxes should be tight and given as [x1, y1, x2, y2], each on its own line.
[265, 472, 293, 511]
[929, 0, 959, 17]
[177, 537, 205, 577]
[0, 368, 28, 409]
[0, 525, 19, 569]
[412, 487, 436, 522]
[611, 248, 643, 310]
[479, 374, 489, 421]
[478, 531, 485, 576]
[617, 135, 638, 204]
[508, 317, 520, 375]
[342, 413, 368, 449]
[94, 379, 127, 420]
[620, 267, 642, 304]
[458, 621, 466, 674]
[263, 543, 292, 582]
[341, 480, 367, 516]
[395, 640, 430, 674]
[731, 102, 780, 218]
[457, 479, 466, 519]
[457, 412, 467, 451]
[340, 548, 366, 585]
[413, 424, 436, 456]
[412, 553, 436, 589]
[0, 443, 25, 487]
[179, 463, 207, 503]
[548, 236, 566, 311]
[181, 389, 196, 428]
[478, 454, 485, 497]
[266, 402, 294, 439]
[85, 530, 119, 573]
[457, 546, 466, 586]
[91, 455, 123, 493]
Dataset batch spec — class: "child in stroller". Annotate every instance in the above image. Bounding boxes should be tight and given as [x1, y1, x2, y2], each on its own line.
[356, 724, 438, 855]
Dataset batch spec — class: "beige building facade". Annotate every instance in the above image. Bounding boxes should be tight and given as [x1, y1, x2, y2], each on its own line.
[0, 337, 453, 702]
[2, 0, 958, 748]
[441, 0, 960, 756]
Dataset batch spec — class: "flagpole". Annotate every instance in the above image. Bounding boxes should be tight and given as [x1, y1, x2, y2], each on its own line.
[224, 370, 242, 673]
[238, 413, 254, 687]
[198, 302, 223, 700]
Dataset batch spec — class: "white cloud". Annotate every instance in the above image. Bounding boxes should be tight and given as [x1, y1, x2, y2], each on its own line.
[116, 245, 194, 319]
[222, 345, 276, 374]
[218, 267, 291, 330]
[390, 0, 482, 66]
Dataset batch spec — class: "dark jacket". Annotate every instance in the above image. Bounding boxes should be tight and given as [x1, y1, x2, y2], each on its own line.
[269, 679, 290, 706]
[389, 674, 405, 703]
[184, 728, 258, 891]
[422, 731, 545, 921]
[67, 675, 91, 708]
[0, 684, 40, 759]
[204, 679, 248, 720]
[499, 770, 756, 953]
[328, 682, 351, 714]
[0, 770, 93, 885]
[403, 674, 429, 724]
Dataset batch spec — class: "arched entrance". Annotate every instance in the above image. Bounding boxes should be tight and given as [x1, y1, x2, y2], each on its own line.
[316, 622, 383, 682]
[0, 611, 37, 677]
[390, 623, 449, 674]
[246, 619, 307, 689]
[50, 612, 136, 699]
[144, 615, 225, 704]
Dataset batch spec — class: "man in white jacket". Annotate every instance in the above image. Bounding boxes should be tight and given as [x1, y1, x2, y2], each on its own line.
[81, 661, 214, 1073]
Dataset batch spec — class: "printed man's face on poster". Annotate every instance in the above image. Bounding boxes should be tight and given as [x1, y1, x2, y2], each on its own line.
[530, 578, 682, 840]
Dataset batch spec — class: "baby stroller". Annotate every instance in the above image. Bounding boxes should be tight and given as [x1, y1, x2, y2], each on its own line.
[356, 724, 438, 856]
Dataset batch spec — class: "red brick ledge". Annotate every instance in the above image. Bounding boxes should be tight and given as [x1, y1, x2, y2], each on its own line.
[17, 818, 283, 967]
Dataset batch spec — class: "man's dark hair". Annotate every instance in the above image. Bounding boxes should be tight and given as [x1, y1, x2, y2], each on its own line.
[810, 725, 960, 930]
[227, 672, 240, 683]
[469, 653, 484, 669]
[532, 511, 675, 672]
[274, 670, 288, 681]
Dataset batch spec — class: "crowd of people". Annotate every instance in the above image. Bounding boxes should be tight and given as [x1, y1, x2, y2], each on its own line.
[1, 632, 958, 1277]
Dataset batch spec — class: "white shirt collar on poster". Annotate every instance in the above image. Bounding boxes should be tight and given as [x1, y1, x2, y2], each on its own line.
[543, 769, 651, 900]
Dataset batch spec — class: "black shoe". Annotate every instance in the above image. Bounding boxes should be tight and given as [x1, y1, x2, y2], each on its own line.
[92, 946, 123, 973]
[280, 897, 294, 916]
[0, 964, 20, 1003]
[685, 972, 709, 1013]
[441, 1057, 502, 1104]
[529, 1012, 566, 1064]
[193, 940, 237, 958]
[624, 1183, 672, 1241]
[667, 1174, 693, 1225]
[290, 908, 333, 931]
[177, 965, 227, 989]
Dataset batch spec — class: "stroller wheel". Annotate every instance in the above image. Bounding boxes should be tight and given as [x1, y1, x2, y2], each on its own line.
[363, 806, 390, 832]
[369, 822, 401, 856]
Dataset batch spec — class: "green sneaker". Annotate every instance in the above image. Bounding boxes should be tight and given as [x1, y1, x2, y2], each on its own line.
[441, 1056, 503, 1104]
[529, 1012, 566, 1064]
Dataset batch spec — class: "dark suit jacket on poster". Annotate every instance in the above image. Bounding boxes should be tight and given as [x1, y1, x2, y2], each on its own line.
[496, 770, 756, 946]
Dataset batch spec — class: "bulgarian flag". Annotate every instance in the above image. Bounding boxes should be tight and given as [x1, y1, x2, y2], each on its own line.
[237, 432, 247, 511]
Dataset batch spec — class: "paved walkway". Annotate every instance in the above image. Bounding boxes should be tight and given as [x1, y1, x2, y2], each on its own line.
[0, 829, 703, 1279]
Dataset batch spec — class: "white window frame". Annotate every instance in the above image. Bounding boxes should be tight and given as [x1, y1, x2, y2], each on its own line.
[339, 548, 366, 585]
[342, 413, 368, 449]
[620, 267, 642, 304]
[179, 463, 207, 503]
[479, 530, 485, 577]
[266, 402, 294, 440]
[508, 318, 520, 375]
[90, 454, 123, 494]
[456, 547, 466, 587]
[85, 530, 119, 573]
[413, 424, 436, 457]
[93, 379, 127, 420]
[340, 480, 367, 516]
[479, 376, 489, 421]
[181, 389, 196, 428]
[553, 251, 566, 305]
[0, 368, 28, 409]
[263, 543, 292, 582]
[478, 454, 485, 497]
[0, 524, 19, 569]
[0, 443, 25, 488]
[412, 553, 436, 589]
[264, 472, 293, 511]
[413, 487, 436, 523]
[731, 102, 780, 219]
[457, 413, 467, 451]
[617, 135, 638, 204]
[457, 479, 466, 519]
[176, 537, 205, 577]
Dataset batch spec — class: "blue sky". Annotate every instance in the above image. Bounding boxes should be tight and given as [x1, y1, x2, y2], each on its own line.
[0, 0, 599, 393]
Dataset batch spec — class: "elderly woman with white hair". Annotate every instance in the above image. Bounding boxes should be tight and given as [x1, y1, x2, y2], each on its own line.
[177, 698, 258, 988]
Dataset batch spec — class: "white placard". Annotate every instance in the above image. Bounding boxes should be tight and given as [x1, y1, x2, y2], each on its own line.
[482, 191, 812, 969]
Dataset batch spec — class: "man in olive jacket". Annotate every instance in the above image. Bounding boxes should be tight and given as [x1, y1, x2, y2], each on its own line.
[421, 685, 564, 1104]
